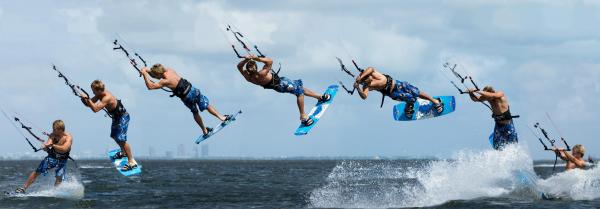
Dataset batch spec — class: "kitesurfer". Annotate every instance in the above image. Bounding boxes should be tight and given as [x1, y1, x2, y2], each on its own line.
[15, 120, 72, 194]
[468, 86, 518, 150]
[80, 80, 138, 171]
[553, 144, 586, 170]
[141, 64, 232, 137]
[236, 55, 331, 126]
[353, 67, 443, 117]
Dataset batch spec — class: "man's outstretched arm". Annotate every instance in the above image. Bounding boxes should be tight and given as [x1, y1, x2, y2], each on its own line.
[476, 90, 504, 100]
[237, 58, 250, 74]
[356, 67, 374, 83]
[253, 56, 273, 77]
[355, 82, 369, 100]
[82, 95, 108, 113]
[140, 68, 165, 90]
[52, 134, 72, 153]
[467, 88, 482, 102]
[563, 151, 586, 168]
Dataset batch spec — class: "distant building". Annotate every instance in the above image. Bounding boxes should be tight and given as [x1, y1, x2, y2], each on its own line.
[165, 151, 174, 159]
[194, 146, 199, 159]
[201, 144, 209, 158]
[148, 146, 156, 158]
[177, 144, 186, 158]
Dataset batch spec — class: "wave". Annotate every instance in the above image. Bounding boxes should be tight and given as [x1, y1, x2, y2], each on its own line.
[309, 144, 598, 208]
[79, 165, 111, 169]
[537, 167, 600, 200]
[5, 166, 85, 200]
[22, 175, 85, 200]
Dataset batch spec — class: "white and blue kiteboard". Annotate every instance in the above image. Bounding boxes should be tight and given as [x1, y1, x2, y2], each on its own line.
[108, 148, 142, 177]
[393, 96, 455, 121]
[294, 85, 338, 136]
[195, 110, 242, 144]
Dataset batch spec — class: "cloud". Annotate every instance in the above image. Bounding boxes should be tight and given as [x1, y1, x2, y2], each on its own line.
[1, 1, 599, 159]
[60, 8, 103, 35]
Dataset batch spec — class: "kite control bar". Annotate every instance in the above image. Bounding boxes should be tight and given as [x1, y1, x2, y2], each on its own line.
[52, 65, 90, 99]
[443, 62, 481, 94]
[225, 25, 266, 59]
[52, 65, 112, 117]
[336, 57, 357, 95]
[113, 39, 147, 75]
[112, 39, 172, 93]
[530, 121, 572, 172]
[336, 57, 388, 108]
[442, 62, 492, 111]
[222, 24, 282, 76]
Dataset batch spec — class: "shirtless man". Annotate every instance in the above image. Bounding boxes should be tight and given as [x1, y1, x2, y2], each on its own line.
[80, 80, 137, 170]
[141, 64, 231, 137]
[468, 86, 518, 150]
[554, 144, 586, 170]
[353, 67, 443, 117]
[15, 120, 72, 194]
[237, 55, 330, 126]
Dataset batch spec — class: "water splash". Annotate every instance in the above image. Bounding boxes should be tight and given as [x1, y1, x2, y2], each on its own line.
[24, 176, 85, 199]
[309, 144, 545, 208]
[538, 167, 600, 200]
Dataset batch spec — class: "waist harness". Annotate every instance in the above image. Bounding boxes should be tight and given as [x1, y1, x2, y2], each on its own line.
[492, 107, 520, 122]
[107, 100, 126, 118]
[376, 74, 393, 108]
[171, 78, 192, 98]
[48, 148, 70, 161]
[261, 73, 281, 90]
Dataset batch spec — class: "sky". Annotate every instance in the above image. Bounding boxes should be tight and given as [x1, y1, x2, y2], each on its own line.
[0, 0, 599, 159]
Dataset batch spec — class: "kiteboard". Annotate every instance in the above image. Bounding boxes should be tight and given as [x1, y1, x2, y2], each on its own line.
[295, 85, 338, 136]
[195, 110, 242, 144]
[513, 169, 556, 200]
[108, 148, 142, 177]
[393, 96, 455, 121]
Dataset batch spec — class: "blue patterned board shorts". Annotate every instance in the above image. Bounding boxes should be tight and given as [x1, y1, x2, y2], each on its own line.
[182, 86, 210, 114]
[389, 80, 420, 103]
[492, 120, 519, 150]
[111, 113, 130, 143]
[36, 156, 68, 178]
[274, 77, 304, 96]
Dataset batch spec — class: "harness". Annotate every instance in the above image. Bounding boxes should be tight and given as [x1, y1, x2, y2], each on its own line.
[171, 78, 192, 98]
[48, 148, 70, 161]
[376, 74, 393, 108]
[107, 100, 127, 118]
[492, 108, 520, 122]
[261, 73, 281, 90]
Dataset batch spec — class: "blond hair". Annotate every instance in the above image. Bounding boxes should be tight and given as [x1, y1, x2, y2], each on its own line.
[149, 63, 166, 78]
[483, 86, 495, 93]
[91, 80, 105, 92]
[53, 120, 65, 132]
[573, 144, 585, 156]
[245, 61, 257, 72]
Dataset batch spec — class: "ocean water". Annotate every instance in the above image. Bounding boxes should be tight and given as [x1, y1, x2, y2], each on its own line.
[1, 145, 599, 208]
